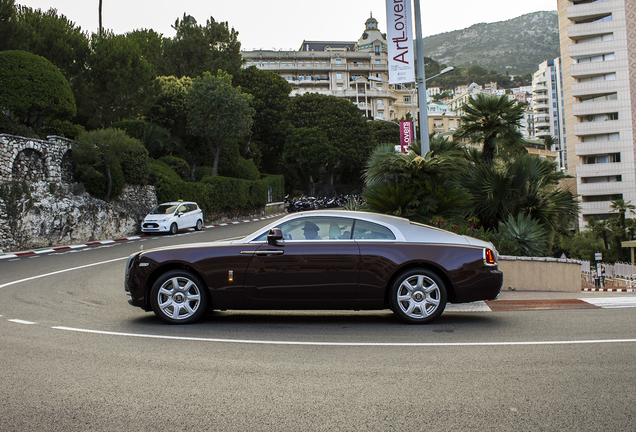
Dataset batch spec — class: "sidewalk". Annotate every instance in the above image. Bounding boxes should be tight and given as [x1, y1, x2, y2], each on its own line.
[495, 289, 636, 301]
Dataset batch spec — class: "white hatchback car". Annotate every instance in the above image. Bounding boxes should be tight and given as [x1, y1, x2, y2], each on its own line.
[141, 201, 204, 234]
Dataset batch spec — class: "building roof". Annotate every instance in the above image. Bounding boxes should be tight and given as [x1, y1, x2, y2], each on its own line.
[299, 41, 356, 52]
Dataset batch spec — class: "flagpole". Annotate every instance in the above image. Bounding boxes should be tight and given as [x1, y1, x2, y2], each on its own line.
[413, 0, 429, 156]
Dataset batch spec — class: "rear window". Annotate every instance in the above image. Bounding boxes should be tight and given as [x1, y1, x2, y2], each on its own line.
[352, 220, 395, 240]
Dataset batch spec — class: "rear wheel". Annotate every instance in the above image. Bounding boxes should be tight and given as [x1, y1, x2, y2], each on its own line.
[195, 219, 203, 231]
[150, 270, 209, 324]
[389, 268, 447, 324]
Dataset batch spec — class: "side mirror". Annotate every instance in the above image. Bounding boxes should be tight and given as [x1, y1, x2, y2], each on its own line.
[267, 228, 284, 246]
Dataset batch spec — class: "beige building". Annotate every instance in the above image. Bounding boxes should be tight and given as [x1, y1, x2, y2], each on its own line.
[242, 15, 416, 122]
[532, 59, 568, 168]
[558, 0, 636, 225]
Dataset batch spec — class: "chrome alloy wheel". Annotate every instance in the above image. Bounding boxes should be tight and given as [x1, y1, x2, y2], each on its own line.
[396, 274, 441, 319]
[157, 276, 202, 321]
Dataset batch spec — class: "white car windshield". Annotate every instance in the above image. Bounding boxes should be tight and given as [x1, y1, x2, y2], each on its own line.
[150, 204, 178, 215]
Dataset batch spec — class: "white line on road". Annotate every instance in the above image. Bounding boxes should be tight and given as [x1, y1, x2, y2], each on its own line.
[9, 319, 36, 325]
[0, 257, 128, 289]
[581, 297, 636, 308]
[51, 326, 636, 347]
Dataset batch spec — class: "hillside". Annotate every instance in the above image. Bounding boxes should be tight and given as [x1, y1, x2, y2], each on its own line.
[421, 11, 560, 75]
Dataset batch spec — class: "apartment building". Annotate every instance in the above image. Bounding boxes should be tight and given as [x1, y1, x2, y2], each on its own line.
[242, 15, 415, 122]
[532, 59, 568, 169]
[558, 0, 636, 225]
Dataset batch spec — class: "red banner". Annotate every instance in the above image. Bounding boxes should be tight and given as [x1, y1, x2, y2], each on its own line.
[400, 120, 413, 153]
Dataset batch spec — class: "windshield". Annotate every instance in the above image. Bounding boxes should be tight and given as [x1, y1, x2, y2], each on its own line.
[150, 204, 178, 215]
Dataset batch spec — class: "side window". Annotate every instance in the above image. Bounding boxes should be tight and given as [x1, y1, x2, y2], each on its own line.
[178, 205, 187, 213]
[352, 220, 396, 240]
[252, 217, 354, 241]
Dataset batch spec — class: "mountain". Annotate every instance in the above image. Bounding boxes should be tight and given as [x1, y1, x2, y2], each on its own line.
[421, 11, 560, 75]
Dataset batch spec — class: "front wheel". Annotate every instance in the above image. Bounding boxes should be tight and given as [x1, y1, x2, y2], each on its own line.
[169, 223, 178, 235]
[150, 270, 209, 324]
[389, 269, 447, 324]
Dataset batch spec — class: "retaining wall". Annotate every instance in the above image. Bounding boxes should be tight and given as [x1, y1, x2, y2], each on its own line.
[499, 256, 583, 293]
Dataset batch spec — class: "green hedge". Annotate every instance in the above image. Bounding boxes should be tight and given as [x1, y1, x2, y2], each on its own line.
[149, 160, 284, 214]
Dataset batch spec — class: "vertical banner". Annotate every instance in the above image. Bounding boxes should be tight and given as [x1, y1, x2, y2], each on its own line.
[400, 120, 413, 153]
[386, 0, 415, 84]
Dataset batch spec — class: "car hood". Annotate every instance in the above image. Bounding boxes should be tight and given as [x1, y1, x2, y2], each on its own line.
[144, 214, 174, 221]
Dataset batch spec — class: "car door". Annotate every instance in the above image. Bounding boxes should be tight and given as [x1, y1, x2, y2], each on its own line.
[175, 204, 188, 228]
[243, 216, 360, 309]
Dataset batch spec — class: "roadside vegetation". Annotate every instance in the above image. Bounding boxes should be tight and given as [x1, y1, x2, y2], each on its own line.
[0, 1, 631, 261]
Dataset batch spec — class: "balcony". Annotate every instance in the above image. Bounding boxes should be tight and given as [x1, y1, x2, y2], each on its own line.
[577, 161, 630, 178]
[571, 60, 618, 78]
[571, 80, 621, 98]
[567, 21, 617, 39]
[566, 2, 614, 21]
[572, 100, 620, 117]
[573, 120, 620, 136]
[534, 93, 549, 101]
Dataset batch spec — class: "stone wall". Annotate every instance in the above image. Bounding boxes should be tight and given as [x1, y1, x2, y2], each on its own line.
[0, 134, 73, 182]
[0, 181, 157, 253]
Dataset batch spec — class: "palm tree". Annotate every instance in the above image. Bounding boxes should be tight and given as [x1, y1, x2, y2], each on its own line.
[460, 154, 579, 233]
[455, 94, 525, 164]
[362, 137, 471, 223]
[609, 198, 635, 235]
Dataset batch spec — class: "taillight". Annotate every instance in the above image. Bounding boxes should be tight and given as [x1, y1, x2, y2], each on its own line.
[484, 248, 497, 266]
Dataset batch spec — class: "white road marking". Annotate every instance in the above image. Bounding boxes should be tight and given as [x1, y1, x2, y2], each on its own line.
[9, 319, 36, 325]
[446, 301, 491, 312]
[581, 297, 636, 308]
[0, 257, 128, 289]
[51, 326, 636, 347]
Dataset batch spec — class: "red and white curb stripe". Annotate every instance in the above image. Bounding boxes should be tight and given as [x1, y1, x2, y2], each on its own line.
[0, 213, 286, 261]
[582, 287, 636, 293]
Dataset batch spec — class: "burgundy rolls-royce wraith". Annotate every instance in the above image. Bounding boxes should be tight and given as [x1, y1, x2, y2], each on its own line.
[125, 210, 503, 324]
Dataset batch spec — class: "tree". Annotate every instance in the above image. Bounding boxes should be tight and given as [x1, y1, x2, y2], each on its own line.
[284, 127, 338, 195]
[186, 71, 254, 177]
[14, 5, 90, 79]
[73, 128, 150, 201]
[160, 14, 243, 78]
[455, 93, 525, 163]
[368, 120, 400, 146]
[0, 50, 76, 127]
[86, 31, 156, 128]
[610, 199, 635, 236]
[233, 66, 291, 172]
[0, 0, 24, 51]
[287, 93, 374, 192]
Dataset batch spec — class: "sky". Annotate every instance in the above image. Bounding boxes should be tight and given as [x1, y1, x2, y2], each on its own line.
[15, 0, 558, 51]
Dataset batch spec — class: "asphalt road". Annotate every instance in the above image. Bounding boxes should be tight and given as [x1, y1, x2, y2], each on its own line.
[0, 218, 635, 431]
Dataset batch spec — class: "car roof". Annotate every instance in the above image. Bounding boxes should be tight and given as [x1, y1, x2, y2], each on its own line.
[157, 201, 197, 206]
[244, 210, 479, 246]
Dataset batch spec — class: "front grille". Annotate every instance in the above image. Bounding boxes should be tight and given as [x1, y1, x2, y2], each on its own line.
[143, 223, 159, 228]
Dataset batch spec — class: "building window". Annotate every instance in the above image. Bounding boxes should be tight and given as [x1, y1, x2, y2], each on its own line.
[377, 99, 383, 106]
[579, 93, 617, 103]
[577, 53, 615, 63]
[575, 14, 612, 24]
[585, 153, 620, 164]
[582, 194, 623, 202]
[581, 133, 619, 142]
[581, 113, 619, 122]
[336, 73, 343, 80]
[404, 96, 411, 103]
[375, 45, 381, 55]
[582, 175, 622, 184]
[576, 33, 614, 44]
[579, 72, 616, 82]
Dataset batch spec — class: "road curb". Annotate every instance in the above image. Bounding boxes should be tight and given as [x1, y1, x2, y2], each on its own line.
[582, 287, 636, 293]
[0, 213, 286, 261]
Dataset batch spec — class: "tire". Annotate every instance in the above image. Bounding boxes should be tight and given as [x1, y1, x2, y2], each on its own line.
[150, 270, 209, 324]
[389, 268, 447, 324]
[194, 219, 203, 231]
[169, 223, 178, 235]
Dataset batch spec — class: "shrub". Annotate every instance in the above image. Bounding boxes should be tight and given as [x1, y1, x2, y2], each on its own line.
[159, 155, 191, 181]
[40, 119, 86, 140]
